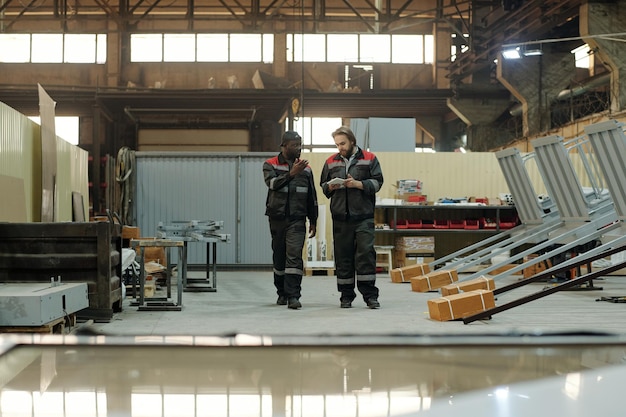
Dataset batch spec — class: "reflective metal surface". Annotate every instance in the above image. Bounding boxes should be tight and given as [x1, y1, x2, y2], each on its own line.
[0, 334, 625, 416]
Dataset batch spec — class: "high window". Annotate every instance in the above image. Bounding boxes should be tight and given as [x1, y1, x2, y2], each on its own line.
[0, 34, 107, 64]
[130, 33, 274, 63]
[291, 117, 343, 153]
[287, 34, 434, 64]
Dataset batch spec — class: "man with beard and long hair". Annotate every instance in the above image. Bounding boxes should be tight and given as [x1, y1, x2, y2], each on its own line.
[263, 131, 318, 310]
[320, 126, 384, 309]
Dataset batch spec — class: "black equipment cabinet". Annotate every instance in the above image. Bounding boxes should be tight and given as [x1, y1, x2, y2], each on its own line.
[0, 221, 123, 322]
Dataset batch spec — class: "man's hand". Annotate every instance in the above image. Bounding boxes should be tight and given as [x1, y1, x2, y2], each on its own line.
[290, 159, 308, 176]
[344, 174, 363, 190]
[308, 224, 317, 238]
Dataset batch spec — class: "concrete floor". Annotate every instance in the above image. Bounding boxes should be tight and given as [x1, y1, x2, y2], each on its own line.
[4, 268, 626, 417]
[92, 269, 626, 337]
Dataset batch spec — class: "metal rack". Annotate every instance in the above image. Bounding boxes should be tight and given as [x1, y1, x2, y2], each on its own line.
[429, 149, 561, 273]
[459, 130, 620, 283]
[463, 120, 626, 323]
[156, 220, 231, 292]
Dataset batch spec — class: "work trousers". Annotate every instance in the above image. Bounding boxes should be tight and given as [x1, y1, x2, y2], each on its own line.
[269, 217, 306, 299]
[332, 217, 379, 302]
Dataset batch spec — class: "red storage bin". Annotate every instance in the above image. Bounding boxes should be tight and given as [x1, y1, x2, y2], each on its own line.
[391, 219, 409, 229]
[464, 219, 480, 229]
[449, 219, 465, 229]
[499, 216, 519, 229]
[421, 220, 435, 229]
[434, 219, 449, 229]
[407, 195, 427, 203]
[480, 217, 498, 229]
[407, 220, 422, 229]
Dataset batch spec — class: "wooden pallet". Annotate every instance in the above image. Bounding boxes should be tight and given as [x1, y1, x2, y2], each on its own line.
[0, 314, 76, 335]
[305, 267, 335, 276]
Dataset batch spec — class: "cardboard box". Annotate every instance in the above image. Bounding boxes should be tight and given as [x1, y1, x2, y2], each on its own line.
[395, 250, 435, 268]
[404, 256, 435, 267]
[395, 179, 423, 193]
[440, 275, 495, 296]
[390, 263, 431, 283]
[395, 236, 435, 254]
[411, 269, 458, 292]
[122, 226, 141, 240]
[122, 226, 141, 248]
[428, 289, 496, 321]
[487, 264, 522, 275]
[523, 254, 551, 278]
[144, 279, 156, 298]
[132, 237, 167, 266]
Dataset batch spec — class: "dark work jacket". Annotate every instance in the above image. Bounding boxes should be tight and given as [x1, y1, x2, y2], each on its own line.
[263, 153, 319, 223]
[320, 147, 383, 221]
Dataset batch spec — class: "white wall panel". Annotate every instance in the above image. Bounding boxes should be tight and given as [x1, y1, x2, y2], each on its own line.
[0, 101, 39, 221]
[304, 152, 510, 203]
[56, 138, 89, 221]
[1, 101, 87, 222]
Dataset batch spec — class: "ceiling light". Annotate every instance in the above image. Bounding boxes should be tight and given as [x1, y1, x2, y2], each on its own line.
[523, 49, 543, 56]
[502, 48, 521, 60]
[523, 45, 543, 56]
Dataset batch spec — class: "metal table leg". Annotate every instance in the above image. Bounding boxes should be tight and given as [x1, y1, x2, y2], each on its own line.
[177, 245, 184, 307]
[138, 247, 145, 306]
[212, 240, 217, 289]
[183, 239, 217, 292]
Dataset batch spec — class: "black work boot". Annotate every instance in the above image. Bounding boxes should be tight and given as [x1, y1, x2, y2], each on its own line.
[366, 298, 380, 309]
[340, 298, 353, 308]
[288, 298, 302, 309]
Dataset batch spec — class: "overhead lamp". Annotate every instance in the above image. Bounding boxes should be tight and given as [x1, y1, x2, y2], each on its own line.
[523, 45, 543, 56]
[502, 47, 521, 60]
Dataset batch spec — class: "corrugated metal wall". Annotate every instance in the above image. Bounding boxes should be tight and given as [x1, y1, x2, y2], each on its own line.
[239, 154, 276, 264]
[135, 152, 273, 265]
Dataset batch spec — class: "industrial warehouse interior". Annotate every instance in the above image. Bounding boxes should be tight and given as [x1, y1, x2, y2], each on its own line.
[2, 1, 626, 416]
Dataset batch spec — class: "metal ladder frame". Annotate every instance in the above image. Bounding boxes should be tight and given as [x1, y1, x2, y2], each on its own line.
[458, 132, 619, 282]
[430, 149, 562, 272]
[462, 120, 626, 323]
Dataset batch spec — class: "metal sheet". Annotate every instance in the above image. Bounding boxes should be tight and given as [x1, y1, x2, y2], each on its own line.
[0, 282, 88, 326]
[38, 84, 57, 222]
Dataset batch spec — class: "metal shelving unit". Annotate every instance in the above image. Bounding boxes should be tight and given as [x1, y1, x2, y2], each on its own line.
[375, 205, 518, 260]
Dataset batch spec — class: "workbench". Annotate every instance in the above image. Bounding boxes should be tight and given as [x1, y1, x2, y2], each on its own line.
[156, 220, 230, 292]
[130, 239, 185, 311]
